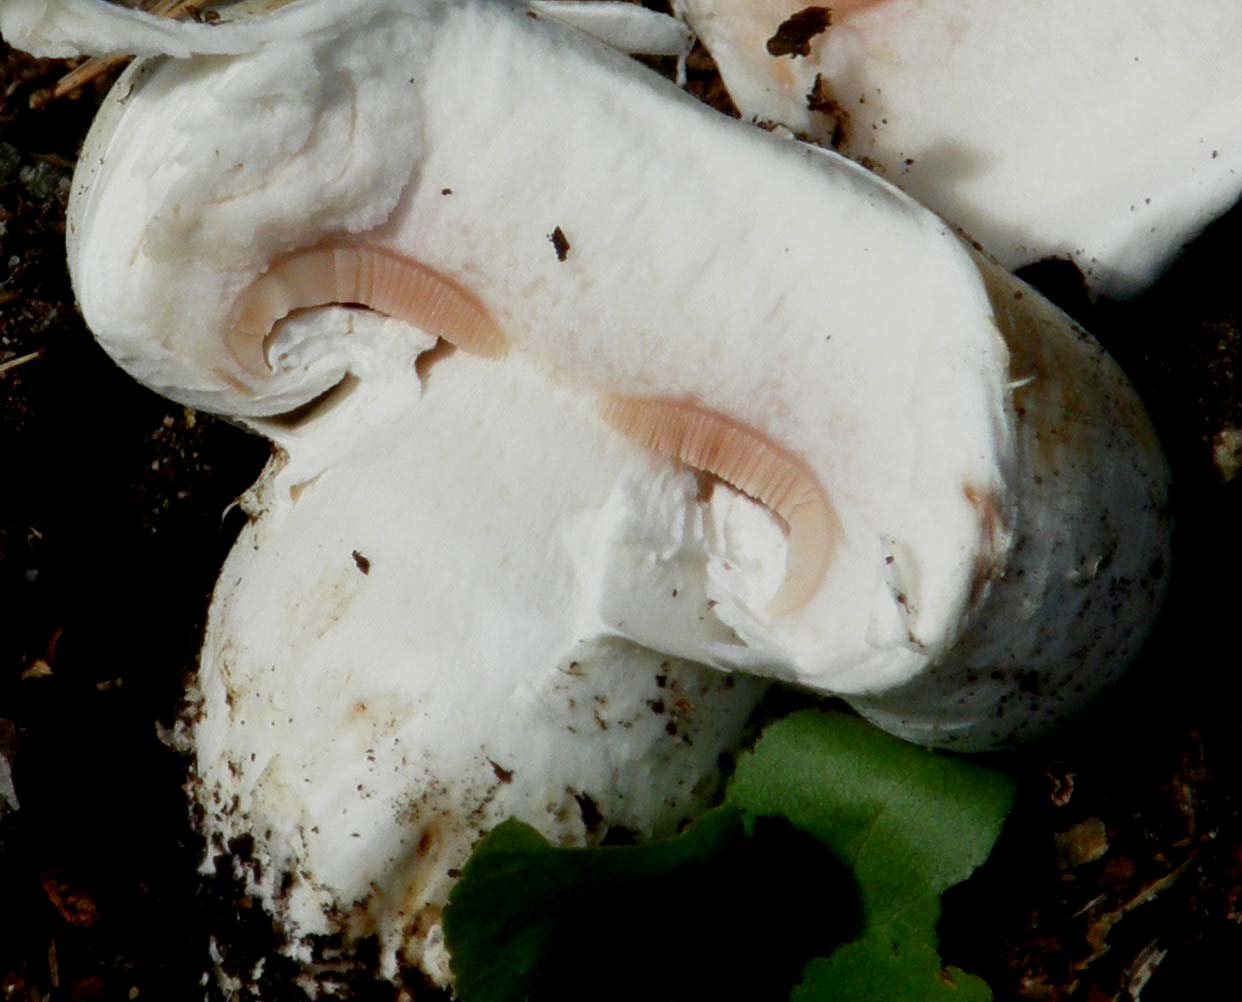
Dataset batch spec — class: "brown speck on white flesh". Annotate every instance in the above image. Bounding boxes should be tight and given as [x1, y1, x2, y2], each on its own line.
[229, 243, 507, 376]
[764, 5, 831, 58]
[764, 0, 890, 58]
[603, 394, 836, 615]
[549, 225, 570, 262]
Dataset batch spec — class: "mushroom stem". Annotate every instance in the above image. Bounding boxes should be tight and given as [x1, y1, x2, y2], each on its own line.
[602, 394, 837, 614]
[229, 244, 508, 376]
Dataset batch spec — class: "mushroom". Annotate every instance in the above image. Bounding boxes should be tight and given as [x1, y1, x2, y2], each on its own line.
[5, 0, 1170, 988]
[680, 0, 1242, 296]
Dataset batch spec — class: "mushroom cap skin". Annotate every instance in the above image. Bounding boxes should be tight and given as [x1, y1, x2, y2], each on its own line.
[681, 0, 1242, 297]
[48, 0, 1168, 748]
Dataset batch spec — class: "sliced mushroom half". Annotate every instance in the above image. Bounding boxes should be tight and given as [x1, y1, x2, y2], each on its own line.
[48, 0, 1171, 744]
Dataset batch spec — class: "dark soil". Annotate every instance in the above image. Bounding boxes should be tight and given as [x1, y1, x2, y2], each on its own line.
[0, 44, 270, 1002]
[3, 16, 1242, 1002]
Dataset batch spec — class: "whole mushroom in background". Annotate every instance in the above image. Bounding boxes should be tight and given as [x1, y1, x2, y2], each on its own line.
[1, 0, 1171, 990]
[680, 0, 1242, 297]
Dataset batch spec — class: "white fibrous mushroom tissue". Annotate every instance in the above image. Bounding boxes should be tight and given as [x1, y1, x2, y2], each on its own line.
[1, 0, 1172, 990]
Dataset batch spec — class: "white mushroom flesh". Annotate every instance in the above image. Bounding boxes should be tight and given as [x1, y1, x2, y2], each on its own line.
[601, 393, 839, 614]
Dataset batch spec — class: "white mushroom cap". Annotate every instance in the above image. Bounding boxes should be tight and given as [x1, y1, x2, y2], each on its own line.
[681, 0, 1242, 296]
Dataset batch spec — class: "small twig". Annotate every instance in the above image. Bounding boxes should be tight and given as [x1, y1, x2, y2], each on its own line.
[42, 0, 208, 103]
[48, 936, 60, 990]
[31, 152, 77, 169]
[46, 54, 131, 103]
[0, 350, 43, 375]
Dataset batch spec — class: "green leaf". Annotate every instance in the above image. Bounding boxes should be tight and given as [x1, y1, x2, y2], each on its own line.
[443, 807, 856, 1002]
[443, 709, 1015, 1002]
[443, 810, 739, 1002]
[727, 710, 1016, 1001]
